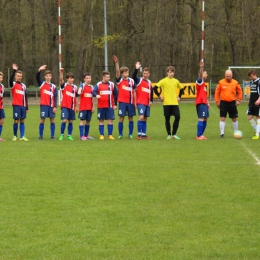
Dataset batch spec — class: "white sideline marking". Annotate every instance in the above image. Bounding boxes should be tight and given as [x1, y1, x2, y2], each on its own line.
[210, 107, 260, 166]
[240, 142, 260, 165]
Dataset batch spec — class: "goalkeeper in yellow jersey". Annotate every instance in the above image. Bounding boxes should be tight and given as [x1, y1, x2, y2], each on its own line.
[153, 66, 184, 139]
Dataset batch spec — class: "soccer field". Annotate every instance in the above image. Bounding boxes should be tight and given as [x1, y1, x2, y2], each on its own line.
[0, 103, 260, 259]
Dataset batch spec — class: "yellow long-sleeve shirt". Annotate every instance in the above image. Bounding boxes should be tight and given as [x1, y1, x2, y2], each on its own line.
[215, 78, 242, 103]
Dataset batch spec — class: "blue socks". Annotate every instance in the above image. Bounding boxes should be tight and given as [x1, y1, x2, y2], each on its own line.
[129, 121, 134, 135]
[39, 123, 55, 138]
[203, 121, 207, 133]
[137, 120, 142, 135]
[20, 123, 25, 138]
[60, 122, 66, 135]
[39, 123, 44, 137]
[79, 125, 84, 137]
[142, 121, 147, 136]
[99, 125, 104, 135]
[0, 125, 2, 136]
[108, 124, 113, 136]
[68, 123, 73, 136]
[84, 125, 90, 137]
[50, 123, 55, 138]
[197, 121, 204, 137]
[118, 122, 123, 136]
[13, 123, 18, 136]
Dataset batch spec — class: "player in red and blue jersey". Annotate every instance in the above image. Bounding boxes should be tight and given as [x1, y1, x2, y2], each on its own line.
[132, 62, 153, 140]
[0, 72, 5, 141]
[77, 72, 94, 140]
[195, 62, 209, 140]
[59, 68, 78, 141]
[36, 65, 57, 140]
[92, 71, 118, 140]
[112, 55, 136, 139]
[9, 64, 29, 141]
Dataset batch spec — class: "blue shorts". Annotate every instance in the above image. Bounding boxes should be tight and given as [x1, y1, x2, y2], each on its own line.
[97, 108, 115, 120]
[196, 104, 209, 118]
[118, 102, 136, 117]
[61, 107, 76, 120]
[0, 109, 5, 119]
[40, 105, 56, 118]
[78, 110, 93, 121]
[137, 104, 150, 117]
[13, 105, 27, 120]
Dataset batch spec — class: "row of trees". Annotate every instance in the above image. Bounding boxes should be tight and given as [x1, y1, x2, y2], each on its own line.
[0, 0, 259, 87]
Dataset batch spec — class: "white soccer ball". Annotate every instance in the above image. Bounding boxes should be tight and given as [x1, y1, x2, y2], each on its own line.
[234, 130, 243, 140]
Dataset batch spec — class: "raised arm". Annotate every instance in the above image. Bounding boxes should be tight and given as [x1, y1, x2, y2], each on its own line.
[9, 63, 18, 88]
[132, 61, 141, 83]
[59, 68, 64, 85]
[36, 65, 47, 86]
[199, 61, 204, 79]
[112, 55, 120, 79]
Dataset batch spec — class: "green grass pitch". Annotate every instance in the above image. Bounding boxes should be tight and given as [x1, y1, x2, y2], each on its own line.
[0, 102, 260, 259]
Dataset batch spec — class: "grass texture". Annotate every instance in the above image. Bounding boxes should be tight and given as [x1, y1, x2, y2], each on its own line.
[0, 102, 260, 259]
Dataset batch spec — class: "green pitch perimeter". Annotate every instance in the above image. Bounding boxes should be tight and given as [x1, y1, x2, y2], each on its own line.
[0, 103, 259, 259]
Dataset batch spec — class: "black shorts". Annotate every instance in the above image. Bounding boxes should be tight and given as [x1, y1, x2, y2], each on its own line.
[219, 100, 238, 118]
[246, 106, 260, 117]
[163, 105, 180, 117]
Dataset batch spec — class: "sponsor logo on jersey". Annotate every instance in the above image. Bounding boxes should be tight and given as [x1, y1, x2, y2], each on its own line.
[44, 89, 53, 96]
[100, 90, 112, 95]
[66, 91, 75, 97]
[16, 89, 24, 95]
[122, 85, 132, 91]
[84, 93, 93, 97]
[142, 87, 150, 93]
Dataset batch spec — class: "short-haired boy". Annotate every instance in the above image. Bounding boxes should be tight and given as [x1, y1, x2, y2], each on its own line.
[78, 72, 94, 140]
[36, 65, 57, 140]
[59, 68, 78, 141]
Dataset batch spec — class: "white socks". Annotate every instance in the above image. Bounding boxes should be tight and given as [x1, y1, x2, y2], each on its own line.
[220, 121, 225, 135]
[232, 121, 238, 132]
[256, 119, 260, 137]
[249, 118, 256, 131]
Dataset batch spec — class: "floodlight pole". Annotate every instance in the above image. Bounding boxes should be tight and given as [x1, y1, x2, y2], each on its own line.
[58, 0, 62, 70]
[104, 0, 108, 71]
[201, 0, 205, 63]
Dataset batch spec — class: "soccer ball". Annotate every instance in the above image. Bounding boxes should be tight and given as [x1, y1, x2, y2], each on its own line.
[234, 130, 243, 140]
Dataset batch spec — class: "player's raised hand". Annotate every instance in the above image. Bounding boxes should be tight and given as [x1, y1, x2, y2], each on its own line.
[12, 63, 18, 70]
[60, 68, 64, 73]
[38, 65, 47, 71]
[200, 61, 204, 68]
[135, 61, 141, 70]
[112, 55, 118, 63]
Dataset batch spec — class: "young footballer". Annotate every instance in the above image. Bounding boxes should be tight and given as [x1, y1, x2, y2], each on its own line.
[92, 71, 117, 140]
[36, 65, 57, 140]
[9, 64, 29, 141]
[0, 72, 5, 141]
[59, 68, 78, 141]
[195, 62, 210, 140]
[77, 72, 94, 140]
[246, 69, 260, 139]
[112, 55, 136, 139]
[153, 66, 184, 140]
[132, 62, 153, 140]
